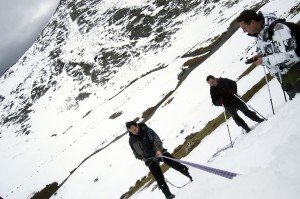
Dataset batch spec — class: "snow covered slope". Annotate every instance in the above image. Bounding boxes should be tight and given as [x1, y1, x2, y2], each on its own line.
[0, 0, 299, 198]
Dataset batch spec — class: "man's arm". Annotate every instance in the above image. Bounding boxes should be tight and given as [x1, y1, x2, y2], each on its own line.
[129, 141, 144, 161]
[210, 89, 222, 106]
[224, 78, 237, 94]
[146, 128, 163, 154]
[262, 23, 299, 68]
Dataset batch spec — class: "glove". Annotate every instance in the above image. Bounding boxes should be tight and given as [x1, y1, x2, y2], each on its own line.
[245, 57, 258, 64]
[156, 151, 162, 158]
[228, 89, 236, 95]
[218, 99, 224, 105]
[279, 64, 288, 74]
[279, 64, 287, 71]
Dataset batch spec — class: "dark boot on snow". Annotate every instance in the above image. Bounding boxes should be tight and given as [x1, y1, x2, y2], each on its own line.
[255, 117, 265, 123]
[159, 184, 173, 199]
[182, 167, 193, 181]
[244, 110, 264, 123]
[166, 194, 175, 199]
[242, 125, 251, 133]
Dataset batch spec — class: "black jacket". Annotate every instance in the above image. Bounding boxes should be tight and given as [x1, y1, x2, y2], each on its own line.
[129, 123, 163, 160]
[210, 78, 239, 107]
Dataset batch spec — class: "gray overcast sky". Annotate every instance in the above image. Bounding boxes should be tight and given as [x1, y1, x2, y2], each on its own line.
[0, 0, 60, 77]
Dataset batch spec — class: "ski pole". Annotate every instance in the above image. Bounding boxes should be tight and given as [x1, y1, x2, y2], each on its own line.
[276, 68, 287, 103]
[233, 93, 267, 120]
[222, 103, 233, 148]
[263, 65, 275, 115]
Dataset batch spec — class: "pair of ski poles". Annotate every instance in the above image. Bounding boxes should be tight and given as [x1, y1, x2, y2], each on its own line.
[223, 64, 288, 147]
[262, 65, 288, 114]
[222, 93, 267, 148]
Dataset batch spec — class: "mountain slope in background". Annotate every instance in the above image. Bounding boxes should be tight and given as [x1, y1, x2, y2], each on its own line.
[0, 0, 299, 198]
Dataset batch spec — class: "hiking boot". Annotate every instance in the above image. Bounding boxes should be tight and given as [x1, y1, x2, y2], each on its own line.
[166, 194, 175, 199]
[243, 125, 251, 133]
[182, 167, 193, 181]
[256, 118, 264, 123]
[160, 184, 172, 198]
[187, 174, 193, 181]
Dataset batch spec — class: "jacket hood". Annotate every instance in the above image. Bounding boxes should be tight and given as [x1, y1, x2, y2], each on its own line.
[138, 122, 147, 130]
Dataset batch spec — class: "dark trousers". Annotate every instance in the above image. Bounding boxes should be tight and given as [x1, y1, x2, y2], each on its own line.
[225, 99, 260, 128]
[279, 63, 300, 99]
[145, 152, 189, 197]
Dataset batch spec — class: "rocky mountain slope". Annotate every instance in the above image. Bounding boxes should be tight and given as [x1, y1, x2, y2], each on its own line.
[1, 0, 299, 198]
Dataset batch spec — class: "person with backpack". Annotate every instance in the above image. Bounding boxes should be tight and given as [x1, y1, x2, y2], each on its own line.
[237, 9, 300, 100]
[207, 75, 264, 133]
[126, 121, 192, 199]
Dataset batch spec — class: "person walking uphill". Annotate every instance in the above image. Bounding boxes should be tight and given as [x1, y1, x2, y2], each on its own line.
[206, 75, 264, 133]
[237, 9, 300, 100]
[126, 121, 192, 199]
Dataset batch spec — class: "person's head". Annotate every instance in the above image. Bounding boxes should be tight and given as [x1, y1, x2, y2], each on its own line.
[126, 121, 140, 135]
[236, 10, 264, 35]
[206, 75, 218, 87]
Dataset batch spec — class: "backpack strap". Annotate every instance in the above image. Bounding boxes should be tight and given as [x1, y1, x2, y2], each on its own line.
[267, 19, 287, 40]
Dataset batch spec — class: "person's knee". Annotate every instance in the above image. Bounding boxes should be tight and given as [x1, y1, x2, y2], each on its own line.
[281, 82, 293, 92]
[234, 117, 246, 126]
[227, 109, 237, 118]
[295, 78, 300, 92]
